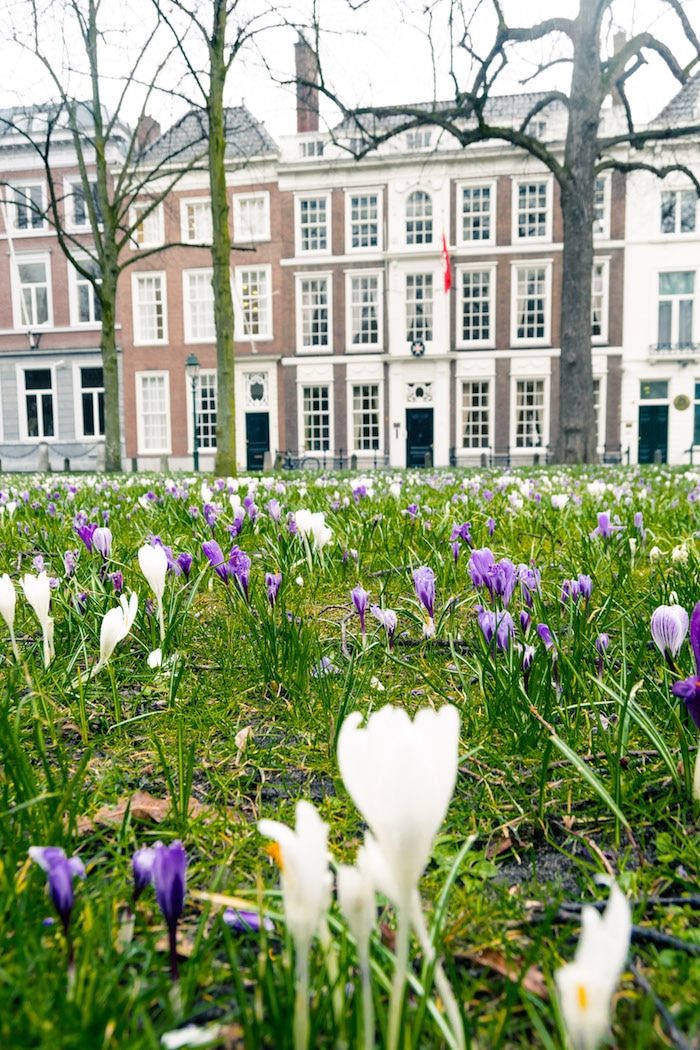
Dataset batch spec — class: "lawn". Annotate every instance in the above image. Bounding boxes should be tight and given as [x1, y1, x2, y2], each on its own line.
[1, 465, 699, 1050]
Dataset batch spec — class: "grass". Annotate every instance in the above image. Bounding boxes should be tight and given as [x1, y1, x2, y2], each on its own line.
[1, 464, 700, 1048]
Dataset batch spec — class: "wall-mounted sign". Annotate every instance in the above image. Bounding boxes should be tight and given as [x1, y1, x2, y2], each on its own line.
[674, 394, 690, 411]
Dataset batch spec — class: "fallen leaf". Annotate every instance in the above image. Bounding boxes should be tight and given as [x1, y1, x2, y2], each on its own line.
[458, 947, 548, 999]
[486, 835, 513, 860]
[73, 791, 243, 832]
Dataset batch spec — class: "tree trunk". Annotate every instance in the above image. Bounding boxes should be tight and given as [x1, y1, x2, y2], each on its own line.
[209, 0, 237, 477]
[100, 274, 122, 472]
[555, 1, 601, 464]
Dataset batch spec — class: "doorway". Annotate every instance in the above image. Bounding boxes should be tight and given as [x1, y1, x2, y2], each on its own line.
[638, 404, 668, 463]
[406, 407, 434, 467]
[245, 412, 270, 471]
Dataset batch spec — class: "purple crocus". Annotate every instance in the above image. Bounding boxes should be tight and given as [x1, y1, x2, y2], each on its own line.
[267, 498, 281, 525]
[228, 546, 251, 602]
[132, 846, 156, 902]
[74, 522, 97, 553]
[202, 539, 229, 583]
[266, 571, 282, 608]
[370, 605, 397, 650]
[451, 522, 474, 548]
[63, 549, 79, 577]
[152, 841, 187, 981]
[413, 565, 435, 637]
[520, 609, 531, 636]
[595, 633, 610, 679]
[477, 607, 513, 651]
[651, 603, 688, 667]
[486, 517, 496, 537]
[223, 907, 274, 933]
[469, 548, 495, 590]
[176, 551, 193, 579]
[517, 564, 541, 608]
[489, 558, 517, 608]
[522, 643, 535, 694]
[671, 602, 700, 726]
[29, 846, 85, 934]
[590, 511, 624, 540]
[92, 527, 112, 561]
[351, 585, 370, 643]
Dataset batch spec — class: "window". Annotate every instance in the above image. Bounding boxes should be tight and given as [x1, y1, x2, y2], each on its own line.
[67, 180, 101, 230]
[406, 274, 433, 343]
[640, 380, 668, 400]
[660, 190, 696, 235]
[593, 176, 610, 238]
[236, 267, 272, 339]
[8, 183, 45, 232]
[514, 180, 549, 240]
[348, 193, 379, 250]
[195, 370, 217, 450]
[23, 369, 55, 438]
[302, 385, 330, 451]
[514, 379, 545, 448]
[298, 276, 330, 350]
[71, 258, 102, 325]
[694, 382, 700, 445]
[352, 384, 380, 450]
[406, 130, 432, 150]
[299, 140, 324, 158]
[592, 377, 603, 451]
[184, 269, 215, 342]
[349, 273, 381, 347]
[657, 271, 694, 349]
[181, 199, 212, 243]
[136, 372, 170, 453]
[131, 202, 164, 248]
[591, 261, 608, 343]
[15, 256, 51, 328]
[133, 272, 167, 344]
[460, 268, 493, 346]
[462, 381, 490, 449]
[513, 265, 549, 343]
[79, 367, 105, 438]
[297, 195, 329, 253]
[460, 184, 493, 243]
[405, 191, 433, 245]
[233, 193, 270, 242]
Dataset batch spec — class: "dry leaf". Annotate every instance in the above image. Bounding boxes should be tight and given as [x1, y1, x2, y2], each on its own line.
[486, 835, 513, 860]
[460, 947, 548, 999]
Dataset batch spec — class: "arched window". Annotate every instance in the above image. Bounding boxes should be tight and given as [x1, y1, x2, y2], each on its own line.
[405, 190, 433, 245]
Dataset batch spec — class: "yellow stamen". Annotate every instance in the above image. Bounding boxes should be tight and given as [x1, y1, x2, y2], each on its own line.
[576, 983, 588, 1011]
[266, 842, 284, 871]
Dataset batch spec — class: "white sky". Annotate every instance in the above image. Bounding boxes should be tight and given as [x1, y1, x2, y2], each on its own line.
[0, 0, 696, 142]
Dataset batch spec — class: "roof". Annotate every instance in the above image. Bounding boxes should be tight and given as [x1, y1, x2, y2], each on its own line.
[653, 74, 700, 126]
[142, 105, 279, 164]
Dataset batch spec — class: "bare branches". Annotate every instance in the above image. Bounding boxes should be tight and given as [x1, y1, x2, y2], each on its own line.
[596, 157, 700, 198]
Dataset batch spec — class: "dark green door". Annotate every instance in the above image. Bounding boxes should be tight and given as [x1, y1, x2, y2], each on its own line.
[246, 412, 269, 471]
[406, 408, 434, 467]
[638, 404, 668, 464]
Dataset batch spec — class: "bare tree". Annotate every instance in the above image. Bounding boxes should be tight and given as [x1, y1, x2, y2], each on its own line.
[1, 0, 209, 471]
[312, 0, 700, 464]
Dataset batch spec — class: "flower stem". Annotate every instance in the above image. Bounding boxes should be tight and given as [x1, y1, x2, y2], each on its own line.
[387, 899, 410, 1050]
[359, 944, 374, 1050]
[693, 738, 700, 802]
[168, 923, 180, 982]
[294, 948, 310, 1050]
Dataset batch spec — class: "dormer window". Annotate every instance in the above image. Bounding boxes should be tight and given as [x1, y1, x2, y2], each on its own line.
[299, 139, 324, 158]
[406, 129, 432, 150]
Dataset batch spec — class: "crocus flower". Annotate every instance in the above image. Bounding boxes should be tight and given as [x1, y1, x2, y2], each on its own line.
[468, 547, 495, 589]
[351, 585, 370, 645]
[555, 883, 631, 1050]
[670, 601, 700, 798]
[153, 841, 187, 981]
[413, 565, 435, 637]
[73, 592, 138, 688]
[0, 572, 20, 661]
[266, 571, 282, 608]
[370, 605, 397, 651]
[74, 522, 97, 552]
[176, 551, 193, 579]
[202, 539, 229, 583]
[223, 907, 274, 933]
[22, 571, 54, 667]
[590, 511, 624, 540]
[29, 846, 85, 934]
[138, 543, 168, 642]
[92, 526, 112, 561]
[228, 546, 251, 602]
[132, 845, 156, 902]
[651, 603, 688, 666]
[595, 633, 610, 679]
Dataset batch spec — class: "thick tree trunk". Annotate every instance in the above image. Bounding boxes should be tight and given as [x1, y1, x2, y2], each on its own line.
[555, 1, 601, 464]
[209, 0, 237, 477]
[100, 278, 122, 472]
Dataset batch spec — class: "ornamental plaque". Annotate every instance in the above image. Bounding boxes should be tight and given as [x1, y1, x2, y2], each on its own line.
[674, 394, 690, 411]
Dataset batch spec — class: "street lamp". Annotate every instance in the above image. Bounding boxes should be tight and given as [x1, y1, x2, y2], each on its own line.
[185, 352, 201, 471]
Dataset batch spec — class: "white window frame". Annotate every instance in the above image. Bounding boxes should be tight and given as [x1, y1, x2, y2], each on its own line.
[593, 174, 611, 239]
[18, 364, 57, 441]
[294, 193, 331, 256]
[234, 264, 273, 341]
[344, 189, 382, 253]
[132, 271, 168, 345]
[130, 201, 164, 249]
[660, 187, 697, 236]
[68, 256, 102, 327]
[233, 191, 270, 242]
[295, 272, 333, 353]
[461, 379, 492, 451]
[12, 252, 53, 330]
[457, 264, 497, 349]
[511, 261, 552, 346]
[405, 190, 434, 246]
[511, 177, 553, 242]
[298, 382, 333, 453]
[592, 373, 606, 455]
[349, 381, 382, 453]
[187, 368, 217, 453]
[405, 129, 432, 150]
[64, 178, 101, 232]
[180, 197, 213, 244]
[405, 272, 434, 345]
[457, 180, 496, 247]
[656, 270, 696, 349]
[72, 362, 105, 440]
[135, 371, 171, 455]
[591, 258, 609, 345]
[6, 182, 46, 234]
[511, 376, 550, 452]
[183, 268, 215, 343]
[346, 270, 383, 350]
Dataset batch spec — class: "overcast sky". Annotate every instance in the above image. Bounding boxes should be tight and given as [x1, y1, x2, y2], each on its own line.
[0, 0, 696, 141]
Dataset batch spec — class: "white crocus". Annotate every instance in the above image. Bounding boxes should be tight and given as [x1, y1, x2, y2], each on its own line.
[258, 800, 332, 1050]
[337, 705, 461, 1050]
[0, 573, 20, 661]
[295, 510, 333, 569]
[138, 544, 168, 642]
[21, 571, 54, 667]
[555, 883, 631, 1050]
[74, 592, 138, 687]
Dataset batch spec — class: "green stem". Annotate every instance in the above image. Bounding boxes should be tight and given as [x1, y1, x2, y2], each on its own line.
[294, 944, 310, 1050]
[387, 896, 410, 1050]
[359, 944, 374, 1050]
[410, 893, 465, 1050]
[693, 739, 700, 802]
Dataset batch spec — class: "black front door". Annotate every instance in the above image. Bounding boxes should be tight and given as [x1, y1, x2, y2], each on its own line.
[638, 404, 668, 464]
[406, 408, 434, 467]
[246, 412, 270, 471]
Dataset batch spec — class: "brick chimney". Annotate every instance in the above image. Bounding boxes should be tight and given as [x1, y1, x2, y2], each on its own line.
[136, 115, 161, 151]
[610, 31, 628, 107]
[295, 34, 319, 133]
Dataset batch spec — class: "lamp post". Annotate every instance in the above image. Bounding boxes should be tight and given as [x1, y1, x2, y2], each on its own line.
[185, 352, 201, 471]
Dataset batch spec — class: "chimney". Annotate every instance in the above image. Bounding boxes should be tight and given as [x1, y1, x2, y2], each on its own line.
[136, 114, 161, 151]
[295, 34, 319, 133]
[610, 31, 628, 107]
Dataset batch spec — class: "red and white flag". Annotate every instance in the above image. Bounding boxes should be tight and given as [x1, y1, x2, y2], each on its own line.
[442, 232, 452, 293]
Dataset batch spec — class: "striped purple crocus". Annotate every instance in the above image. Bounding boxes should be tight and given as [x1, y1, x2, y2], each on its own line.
[651, 603, 688, 668]
[266, 571, 282, 608]
[351, 585, 370, 643]
[596, 633, 610, 679]
[370, 605, 397, 651]
[413, 566, 435, 637]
